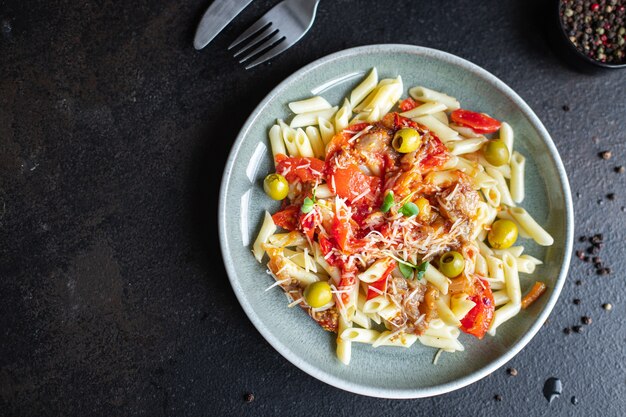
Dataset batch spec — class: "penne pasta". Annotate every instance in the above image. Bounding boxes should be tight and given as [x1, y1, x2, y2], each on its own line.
[334, 99, 352, 132]
[336, 316, 352, 365]
[409, 86, 460, 110]
[499, 122, 514, 163]
[424, 264, 450, 295]
[488, 302, 521, 336]
[253, 211, 277, 262]
[295, 128, 315, 157]
[288, 96, 332, 114]
[510, 151, 526, 203]
[305, 126, 325, 159]
[448, 137, 487, 156]
[400, 101, 447, 118]
[278, 119, 299, 156]
[485, 166, 515, 207]
[508, 207, 554, 246]
[290, 106, 338, 128]
[318, 117, 335, 145]
[412, 115, 460, 143]
[350, 68, 378, 107]
[268, 124, 286, 162]
[501, 252, 522, 305]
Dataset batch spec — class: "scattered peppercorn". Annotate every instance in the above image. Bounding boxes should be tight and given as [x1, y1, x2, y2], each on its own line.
[615, 166, 625, 174]
[581, 316, 592, 325]
[592, 256, 601, 263]
[572, 325, 583, 333]
[564, 327, 572, 335]
[575, 280, 582, 285]
[605, 267, 612, 274]
[244, 393, 255, 402]
[494, 394, 503, 402]
[602, 303, 612, 310]
[576, 250, 585, 259]
[607, 193, 615, 200]
[573, 298, 581, 305]
[622, 206, 626, 212]
[600, 150, 612, 160]
[583, 256, 590, 262]
[579, 235, 587, 242]
[562, 104, 570, 111]
[507, 367, 518, 376]
[571, 396, 579, 405]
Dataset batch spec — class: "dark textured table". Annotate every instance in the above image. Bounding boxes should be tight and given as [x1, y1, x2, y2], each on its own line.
[1, 0, 625, 416]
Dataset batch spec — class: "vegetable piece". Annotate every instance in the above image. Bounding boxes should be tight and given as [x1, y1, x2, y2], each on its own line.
[275, 154, 325, 183]
[304, 281, 333, 308]
[380, 191, 395, 213]
[460, 280, 495, 339]
[521, 281, 547, 309]
[439, 251, 465, 278]
[450, 109, 501, 134]
[301, 197, 315, 213]
[398, 262, 414, 279]
[482, 140, 510, 167]
[488, 219, 519, 249]
[263, 173, 289, 200]
[399, 97, 419, 112]
[392, 128, 422, 153]
[415, 197, 431, 220]
[271, 206, 300, 231]
[366, 261, 395, 300]
[415, 262, 429, 280]
[328, 164, 380, 203]
[418, 137, 449, 171]
[398, 202, 419, 217]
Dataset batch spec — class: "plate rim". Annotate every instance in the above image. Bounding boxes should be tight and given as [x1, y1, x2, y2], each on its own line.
[218, 44, 574, 399]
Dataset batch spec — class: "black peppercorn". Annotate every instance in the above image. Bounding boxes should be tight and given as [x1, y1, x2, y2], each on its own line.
[563, 327, 572, 335]
[581, 316, 592, 325]
[573, 298, 581, 305]
[572, 325, 583, 333]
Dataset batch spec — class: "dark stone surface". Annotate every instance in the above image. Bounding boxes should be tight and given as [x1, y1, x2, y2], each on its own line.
[1, 0, 625, 416]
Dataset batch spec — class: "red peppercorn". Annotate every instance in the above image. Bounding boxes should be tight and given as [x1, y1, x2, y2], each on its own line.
[591, 4, 599, 11]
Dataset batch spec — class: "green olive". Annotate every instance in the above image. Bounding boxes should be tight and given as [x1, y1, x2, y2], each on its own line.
[263, 173, 289, 200]
[483, 140, 510, 166]
[439, 251, 465, 278]
[392, 128, 422, 153]
[304, 281, 333, 308]
[488, 219, 518, 249]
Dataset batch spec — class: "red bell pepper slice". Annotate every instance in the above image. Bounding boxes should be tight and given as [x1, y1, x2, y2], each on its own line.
[450, 109, 501, 134]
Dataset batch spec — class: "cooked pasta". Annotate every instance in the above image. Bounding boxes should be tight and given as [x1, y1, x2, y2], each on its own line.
[253, 68, 553, 365]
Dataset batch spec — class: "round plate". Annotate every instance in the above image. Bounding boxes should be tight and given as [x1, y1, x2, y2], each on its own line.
[218, 44, 573, 398]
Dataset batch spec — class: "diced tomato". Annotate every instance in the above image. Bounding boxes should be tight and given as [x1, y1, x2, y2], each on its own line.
[399, 97, 419, 112]
[299, 210, 317, 241]
[460, 279, 495, 339]
[275, 154, 325, 183]
[346, 122, 370, 132]
[331, 215, 353, 253]
[328, 164, 381, 203]
[382, 112, 420, 130]
[272, 206, 299, 231]
[450, 109, 501, 134]
[366, 260, 396, 300]
[419, 136, 449, 171]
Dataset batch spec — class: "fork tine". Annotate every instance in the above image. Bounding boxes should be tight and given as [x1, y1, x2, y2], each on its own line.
[232, 25, 278, 58]
[228, 19, 272, 50]
[238, 33, 285, 63]
[244, 40, 291, 69]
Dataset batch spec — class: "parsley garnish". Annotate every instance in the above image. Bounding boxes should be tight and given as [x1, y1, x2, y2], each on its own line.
[398, 202, 419, 217]
[380, 191, 395, 213]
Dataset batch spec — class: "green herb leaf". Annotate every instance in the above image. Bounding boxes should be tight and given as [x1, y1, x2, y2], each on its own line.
[415, 261, 429, 280]
[301, 197, 315, 213]
[381, 191, 395, 213]
[399, 202, 419, 217]
[398, 261, 414, 279]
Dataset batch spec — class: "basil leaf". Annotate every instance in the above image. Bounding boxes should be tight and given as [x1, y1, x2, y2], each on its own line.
[415, 261, 429, 280]
[399, 202, 419, 217]
[301, 197, 314, 213]
[381, 191, 395, 213]
[398, 262, 414, 279]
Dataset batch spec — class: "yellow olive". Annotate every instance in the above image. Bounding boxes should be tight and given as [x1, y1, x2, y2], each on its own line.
[392, 128, 422, 153]
[304, 281, 333, 308]
[263, 173, 289, 200]
[488, 219, 518, 249]
[483, 140, 510, 166]
[415, 197, 431, 220]
[439, 251, 465, 278]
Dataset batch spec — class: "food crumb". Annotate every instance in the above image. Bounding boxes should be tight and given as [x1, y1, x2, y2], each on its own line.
[615, 166, 625, 174]
[571, 396, 579, 405]
[563, 327, 572, 335]
[581, 316, 592, 325]
[572, 325, 583, 333]
[600, 150, 612, 160]
[602, 303, 612, 311]
[494, 394, 503, 402]
[507, 367, 518, 376]
[244, 393, 255, 403]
